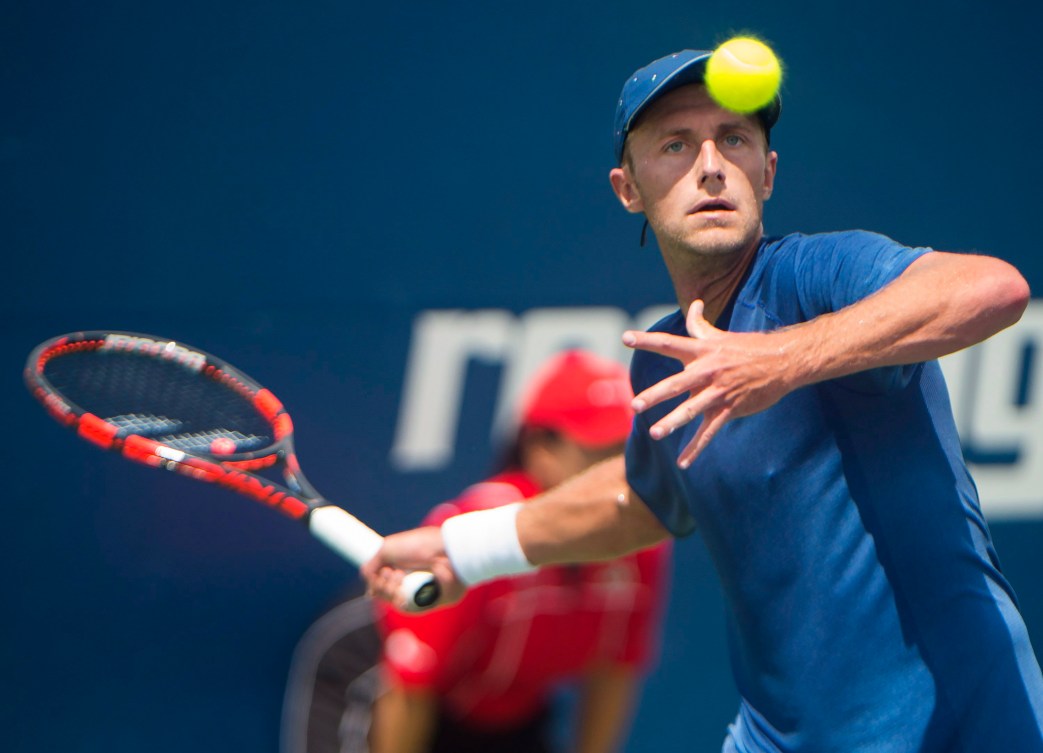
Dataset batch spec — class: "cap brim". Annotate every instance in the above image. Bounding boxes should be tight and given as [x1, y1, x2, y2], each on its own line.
[621, 51, 714, 137]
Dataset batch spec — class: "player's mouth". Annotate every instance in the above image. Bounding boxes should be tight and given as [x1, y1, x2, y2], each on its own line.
[690, 198, 736, 214]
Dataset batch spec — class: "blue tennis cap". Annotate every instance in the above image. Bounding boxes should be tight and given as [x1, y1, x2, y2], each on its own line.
[613, 49, 782, 163]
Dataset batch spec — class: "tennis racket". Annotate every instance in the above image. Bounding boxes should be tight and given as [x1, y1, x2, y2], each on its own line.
[24, 330, 440, 611]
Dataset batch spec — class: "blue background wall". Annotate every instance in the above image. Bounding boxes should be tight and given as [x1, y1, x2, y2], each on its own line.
[5, 1, 1042, 750]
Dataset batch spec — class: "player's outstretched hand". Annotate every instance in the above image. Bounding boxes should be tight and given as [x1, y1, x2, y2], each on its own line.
[362, 526, 468, 610]
[623, 300, 799, 468]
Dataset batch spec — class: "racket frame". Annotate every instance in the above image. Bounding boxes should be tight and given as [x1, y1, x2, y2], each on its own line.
[25, 330, 438, 609]
[25, 331, 321, 518]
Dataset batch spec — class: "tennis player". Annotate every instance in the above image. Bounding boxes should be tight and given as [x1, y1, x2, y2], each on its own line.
[289, 351, 670, 753]
[364, 47, 1043, 751]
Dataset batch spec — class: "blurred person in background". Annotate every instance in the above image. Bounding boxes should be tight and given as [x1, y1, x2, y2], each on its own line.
[283, 350, 671, 753]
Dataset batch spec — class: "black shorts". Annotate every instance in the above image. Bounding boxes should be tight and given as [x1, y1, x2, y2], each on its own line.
[429, 704, 553, 753]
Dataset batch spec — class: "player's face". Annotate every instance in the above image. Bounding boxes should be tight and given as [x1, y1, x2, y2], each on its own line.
[610, 85, 777, 262]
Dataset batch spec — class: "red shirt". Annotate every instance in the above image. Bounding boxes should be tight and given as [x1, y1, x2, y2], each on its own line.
[378, 470, 671, 729]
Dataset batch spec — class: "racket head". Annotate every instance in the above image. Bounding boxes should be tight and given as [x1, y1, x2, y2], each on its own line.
[24, 331, 313, 513]
[26, 331, 290, 457]
[26, 330, 441, 608]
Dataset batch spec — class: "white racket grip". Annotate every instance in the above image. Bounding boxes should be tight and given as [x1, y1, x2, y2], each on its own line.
[308, 505, 441, 612]
[309, 505, 383, 564]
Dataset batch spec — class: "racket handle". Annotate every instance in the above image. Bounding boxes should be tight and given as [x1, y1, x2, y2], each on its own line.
[309, 505, 383, 563]
[308, 505, 441, 612]
[400, 571, 442, 613]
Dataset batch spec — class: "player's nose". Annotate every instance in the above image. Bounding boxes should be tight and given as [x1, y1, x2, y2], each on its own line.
[697, 140, 725, 186]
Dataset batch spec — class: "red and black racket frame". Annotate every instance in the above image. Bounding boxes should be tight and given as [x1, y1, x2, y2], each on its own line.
[25, 331, 322, 523]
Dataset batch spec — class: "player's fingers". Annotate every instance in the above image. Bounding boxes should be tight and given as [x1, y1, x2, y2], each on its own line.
[632, 366, 714, 414]
[677, 409, 730, 468]
[684, 300, 707, 338]
[622, 302, 722, 359]
[366, 564, 404, 604]
[360, 550, 384, 581]
[361, 544, 406, 582]
[370, 527, 446, 572]
[622, 329, 703, 362]
[430, 559, 468, 606]
[647, 387, 721, 439]
[685, 300, 723, 339]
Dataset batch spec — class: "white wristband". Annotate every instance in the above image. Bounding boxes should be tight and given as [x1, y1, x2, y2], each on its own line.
[441, 502, 536, 585]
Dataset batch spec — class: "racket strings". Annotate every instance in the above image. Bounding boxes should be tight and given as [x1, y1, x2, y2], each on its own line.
[158, 429, 267, 454]
[106, 414, 267, 454]
[44, 349, 274, 453]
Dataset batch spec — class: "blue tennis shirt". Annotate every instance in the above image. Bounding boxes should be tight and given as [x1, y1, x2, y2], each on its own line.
[625, 231, 1043, 752]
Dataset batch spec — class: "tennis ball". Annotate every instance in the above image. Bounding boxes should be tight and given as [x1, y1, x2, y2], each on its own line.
[704, 36, 782, 114]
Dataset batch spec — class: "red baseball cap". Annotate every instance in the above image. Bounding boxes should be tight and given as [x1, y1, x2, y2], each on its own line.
[517, 350, 634, 449]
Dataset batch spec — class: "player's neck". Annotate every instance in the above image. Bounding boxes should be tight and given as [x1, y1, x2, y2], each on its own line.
[665, 239, 760, 325]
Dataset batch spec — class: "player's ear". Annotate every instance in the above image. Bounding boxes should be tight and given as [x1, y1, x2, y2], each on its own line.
[761, 150, 778, 201]
[609, 165, 644, 214]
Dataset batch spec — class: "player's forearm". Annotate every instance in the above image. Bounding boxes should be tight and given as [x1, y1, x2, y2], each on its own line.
[783, 251, 1029, 389]
[440, 455, 670, 586]
[517, 455, 669, 567]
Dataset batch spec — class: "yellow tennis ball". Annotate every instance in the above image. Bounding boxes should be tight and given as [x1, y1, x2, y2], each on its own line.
[704, 36, 782, 114]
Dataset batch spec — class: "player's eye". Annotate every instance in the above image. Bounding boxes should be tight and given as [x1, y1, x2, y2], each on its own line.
[722, 134, 745, 147]
[664, 141, 686, 153]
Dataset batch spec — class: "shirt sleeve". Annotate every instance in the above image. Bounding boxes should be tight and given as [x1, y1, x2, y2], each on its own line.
[625, 406, 696, 537]
[792, 230, 930, 314]
[624, 320, 699, 538]
[793, 230, 932, 394]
